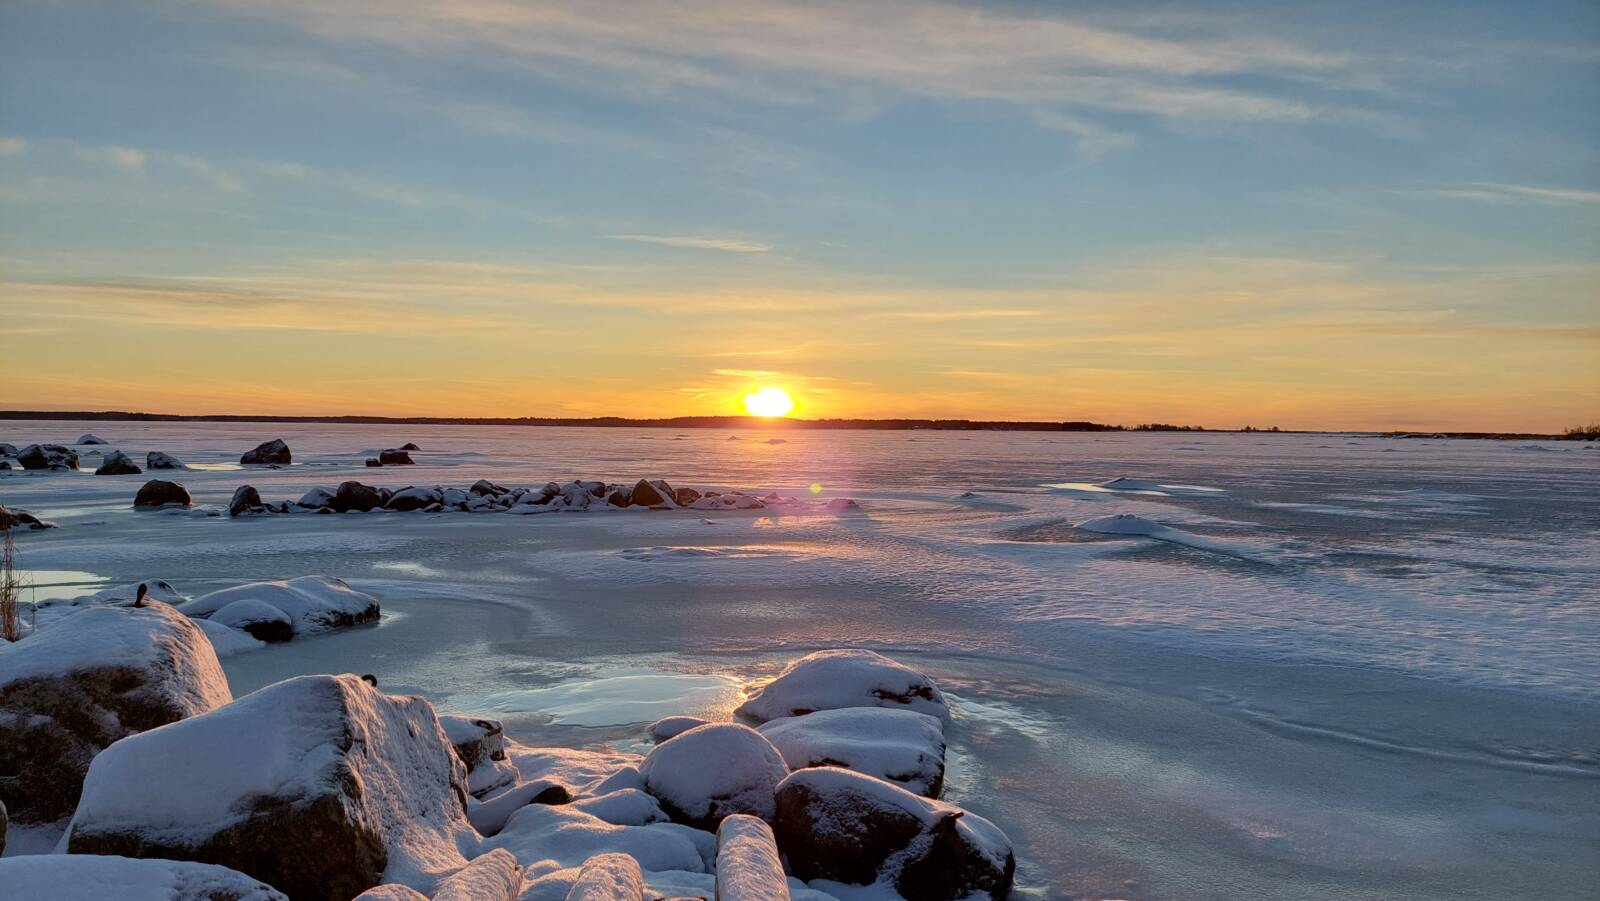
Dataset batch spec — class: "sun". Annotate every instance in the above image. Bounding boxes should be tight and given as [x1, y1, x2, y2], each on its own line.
[743, 386, 795, 418]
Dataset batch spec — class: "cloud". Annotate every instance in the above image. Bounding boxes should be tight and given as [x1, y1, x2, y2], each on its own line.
[607, 234, 772, 253]
[72, 144, 147, 174]
[0, 137, 26, 158]
[1418, 183, 1600, 206]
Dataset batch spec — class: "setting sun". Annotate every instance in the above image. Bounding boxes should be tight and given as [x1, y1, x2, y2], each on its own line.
[743, 386, 795, 417]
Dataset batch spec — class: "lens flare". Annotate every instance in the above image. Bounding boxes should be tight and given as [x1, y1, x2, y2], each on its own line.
[743, 386, 794, 417]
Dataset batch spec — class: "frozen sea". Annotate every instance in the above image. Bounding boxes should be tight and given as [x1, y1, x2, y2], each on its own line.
[3, 421, 1598, 899]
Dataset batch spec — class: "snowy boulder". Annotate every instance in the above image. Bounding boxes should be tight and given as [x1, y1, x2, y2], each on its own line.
[298, 486, 336, 510]
[334, 481, 385, 513]
[564, 852, 645, 901]
[208, 597, 295, 643]
[716, 814, 790, 901]
[773, 767, 1014, 900]
[647, 715, 707, 743]
[240, 438, 291, 465]
[387, 486, 443, 512]
[734, 650, 949, 723]
[470, 479, 509, 497]
[17, 443, 79, 471]
[485, 804, 706, 880]
[638, 722, 788, 829]
[0, 854, 288, 901]
[66, 673, 476, 901]
[182, 576, 380, 639]
[134, 479, 193, 508]
[229, 485, 266, 516]
[77, 433, 108, 444]
[354, 886, 428, 901]
[379, 449, 415, 465]
[0, 502, 56, 531]
[627, 479, 677, 508]
[95, 449, 143, 475]
[441, 715, 518, 798]
[0, 602, 231, 823]
[758, 706, 947, 797]
[147, 451, 187, 470]
[433, 848, 522, 901]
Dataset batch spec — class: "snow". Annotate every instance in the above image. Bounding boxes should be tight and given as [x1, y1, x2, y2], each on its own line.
[735, 650, 950, 723]
[560, 852, 645, 901]
[192, 616, 268, 656]
[180, 575, 379, 637]
[758, 707, 946, 796]
[0, 854, 287, 901]
[76, 434, 106, 445]
[638, 722, 789, 825]
[648, 714, 707, 742]
[484, 803, 708, 878]
[432, 847, 522, 901]
[572, 788, 668, 826]
[715, 814, 790, 901]
[468, 779, 569, 836]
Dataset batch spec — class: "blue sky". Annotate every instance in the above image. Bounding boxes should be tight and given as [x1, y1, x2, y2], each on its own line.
[1, 1, 1596, 428]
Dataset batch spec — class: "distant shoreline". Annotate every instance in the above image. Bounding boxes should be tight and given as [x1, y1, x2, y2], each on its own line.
[0, 410, 1584, 440]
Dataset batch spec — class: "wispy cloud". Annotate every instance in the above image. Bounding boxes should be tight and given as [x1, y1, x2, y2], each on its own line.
[1419, 183, 1600, 206]
[0, 137, 27, 159]
[608, 234, 772, 253]
[72, 144, 147, 174]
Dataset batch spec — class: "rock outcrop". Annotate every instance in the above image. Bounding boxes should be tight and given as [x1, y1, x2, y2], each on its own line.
[134, 479, 193, 508]
[240, 439, 291, 465]
[95, 449, 143, 475]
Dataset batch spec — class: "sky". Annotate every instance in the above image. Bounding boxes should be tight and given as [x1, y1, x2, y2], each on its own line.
[1, 1, 1596, 430]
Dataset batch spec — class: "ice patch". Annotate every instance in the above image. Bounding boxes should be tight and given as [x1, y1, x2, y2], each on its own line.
[454, 670, 742, 726]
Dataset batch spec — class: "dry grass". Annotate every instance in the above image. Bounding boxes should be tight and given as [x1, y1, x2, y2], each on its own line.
[2, 527, 24, 642]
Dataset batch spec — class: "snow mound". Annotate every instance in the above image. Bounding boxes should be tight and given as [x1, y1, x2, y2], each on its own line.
[715, 814, 790, 901]
[573, 788, 668, 826]
[0, 854, 287, 901]
[1076, 513, 1169, 536]
[66, 673, 476, 899]
[735, 650, 950, 723]
[759, 706, 947, 797]
[484, 803, 707, 879]
[648, 715, 707, 742]
[638, 722, 789, 828]
[432, 848, 521, 901]
[182, 575, 380, 639]
[563, 852, 646, 901]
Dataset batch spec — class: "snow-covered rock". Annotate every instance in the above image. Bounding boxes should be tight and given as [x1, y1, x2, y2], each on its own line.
[441, 715, 518, 798]
[387, 486, 443, 512]
[0, 854, 287, 901]
[758, 706, 947, 797]
[28, 579, 187, 631]
[240, 438, 291, 465]
[824, 497, 861, 513]
[192, 617, 268, 656]
[208, 596, 295, 642]
[572, 788, 667, 826]
[0, 602, 231, 822]
[638, 722, 788, 829]
[647, 715, 707, 743]
[716, 814, 790, 901]
[379, 449, 415, 465]
[229, 485, 266, 516]
[182, 575, 380, 639]
[0, 502, 56, 531]
[735, 650, 949, 723]
[77, 433, 107, 444]
[467, 779, 571, 836]
[17, 443, 78, 471]
[773, 767, 1014, 900]
[298, 486, 336, 509]
[146, 451, 187, 470]
[470, 479, 509, 497]
[95, 449, 142, 475]
[432, 848, 521, 901]
[688, 494, 765, 511]
[563, 852, 645, 901]
[66, 673, 476, 900]
[353, 886, 428, 901]
[134, 479, 192, 508]
[485, 804, 707, 880]
[334, 481, 385, 513]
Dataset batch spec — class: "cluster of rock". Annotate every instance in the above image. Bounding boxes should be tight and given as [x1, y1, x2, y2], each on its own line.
[0, 440, 189, 476]
[0, 600, 1014, 901]
[14, 444, 80, 471]
[368, 446, 418, 467]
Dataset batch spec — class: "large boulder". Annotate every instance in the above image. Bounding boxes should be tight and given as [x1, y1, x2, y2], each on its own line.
[0, 854, 288, 901]
[378, 449, 415, 465]
[334, 481, 385, 513]
[0, 442, 17, 456]
[134, 479, 193, 508]
[758, 706, 947, 797]
[240, 438, 291, 465]
[95, 449, 143, 475]
[65, 673, 476, 901]
[386, 486, 443, 512]
[17, 443, 79, 471]
[207, 597, 295, 643]
[627, 479, 676, 508]
[735, 649, 949, 723]
[147, 450, 187, 470]
[715, 814, 790, 901]
[773, 767, 1014, 900]
[0, 602, 232, 823]
[229, 485, 266, 516]
[638, 722, 788, 829]
[298, 486, 336, 510]
[182, 576, 380, 639]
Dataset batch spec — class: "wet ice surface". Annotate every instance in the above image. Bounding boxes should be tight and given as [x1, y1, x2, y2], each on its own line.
[3, 422, 1598, 898]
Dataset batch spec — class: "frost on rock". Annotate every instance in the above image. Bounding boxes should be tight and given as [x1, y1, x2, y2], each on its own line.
[773, 767, 1014, 901]
[182, 575, 379, 639]
[0, 854, 288, 901]
[734, 649, 950, 724]
[716, 814, 791, 901]
[65, 673, 477, 901]
[0, 602, 232, 823]
[638, 722, 788, 829]
[758, 706, 947, 797]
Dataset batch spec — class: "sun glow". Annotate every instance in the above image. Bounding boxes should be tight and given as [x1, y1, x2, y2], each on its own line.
[743, 386, 795, 417]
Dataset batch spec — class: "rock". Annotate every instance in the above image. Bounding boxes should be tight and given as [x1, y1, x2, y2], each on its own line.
[648, 715, 708, 743]
[773, 767, 1014, 900]
[386, 486, 443, 512]
[484, 798, 709, 878]
[606, 487, 632, 507]
[0, 502, 56, 531]
[466, 779, 572, 836]
[1, 798, 6, 853]
[470, 479, 509, 496]
[229, 485, 266, 517]
[735, 649, 949, 723]
[759, 706, 946, 797]
[334, 481, 385, 513]
[627, 479, 677, 508]
[17, 443, 79, 471]
[66, 673, 476, 901]
[354, 886, 429, 901]
[367, 458, 384, 467]
[441, 715, 518, 798]
[0, 602, 232, 823]
[94, 449, 143, 475]
[379, 449, 415, 465]
[825, 497, 861, 512]
[146, 451, 187, 470]
[207, 597, 295, 643]
[399, 442, 422, 451]
[77, 433, 108, 444]
[715, 814, 789, 901]
[0, 855, 289, 901]
[298, 486, 336, 509]
[442, 487, 469, 510]
[639, 723, 788, 829]
[182, 576, 379, 639]
[565, 852, 645, 901]
[673, 487, 702, 506]
[134, 479, 193, 508]
[0, 442, 16, 456]
[434, 848, 522, 901]
[240, 438, 291, 465]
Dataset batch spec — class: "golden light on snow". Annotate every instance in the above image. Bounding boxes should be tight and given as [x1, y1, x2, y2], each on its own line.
[743, 386, 795, 417]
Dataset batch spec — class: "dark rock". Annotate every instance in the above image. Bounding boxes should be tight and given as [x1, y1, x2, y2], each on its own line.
[469, 479, 509, 496]
[146, 451, 187, 470]
[607, 487, 633, 507]
[0, 798, 6, 854]
[229, 485, 266, 517]
[366, 458, 383, 467]
[0, 461, 10, 470]
[378, 449, 414, 465]
[673, 487, 702, 506]
[94, 450, 142, 475]
[134, 480, 192, 508]
[77, 433, 107, 445]
[332, 481, 384, 513]
[385, 486, 442, 512]
[17, 444, 79, 471]
[0, 503, 56, 531]
[240, 438, 291, 465]
[399, 442, 421, 451]
[0, 443, 16, 456]
[628, 479, 670, 507]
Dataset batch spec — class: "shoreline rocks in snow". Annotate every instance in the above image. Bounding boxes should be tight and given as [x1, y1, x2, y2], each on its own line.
[17, 443, 79, 471]
[240, 438, 291, 465]
[638, 723, 789, 829]
[735, 649, 950, 723]
[181, 575, 380, 641]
